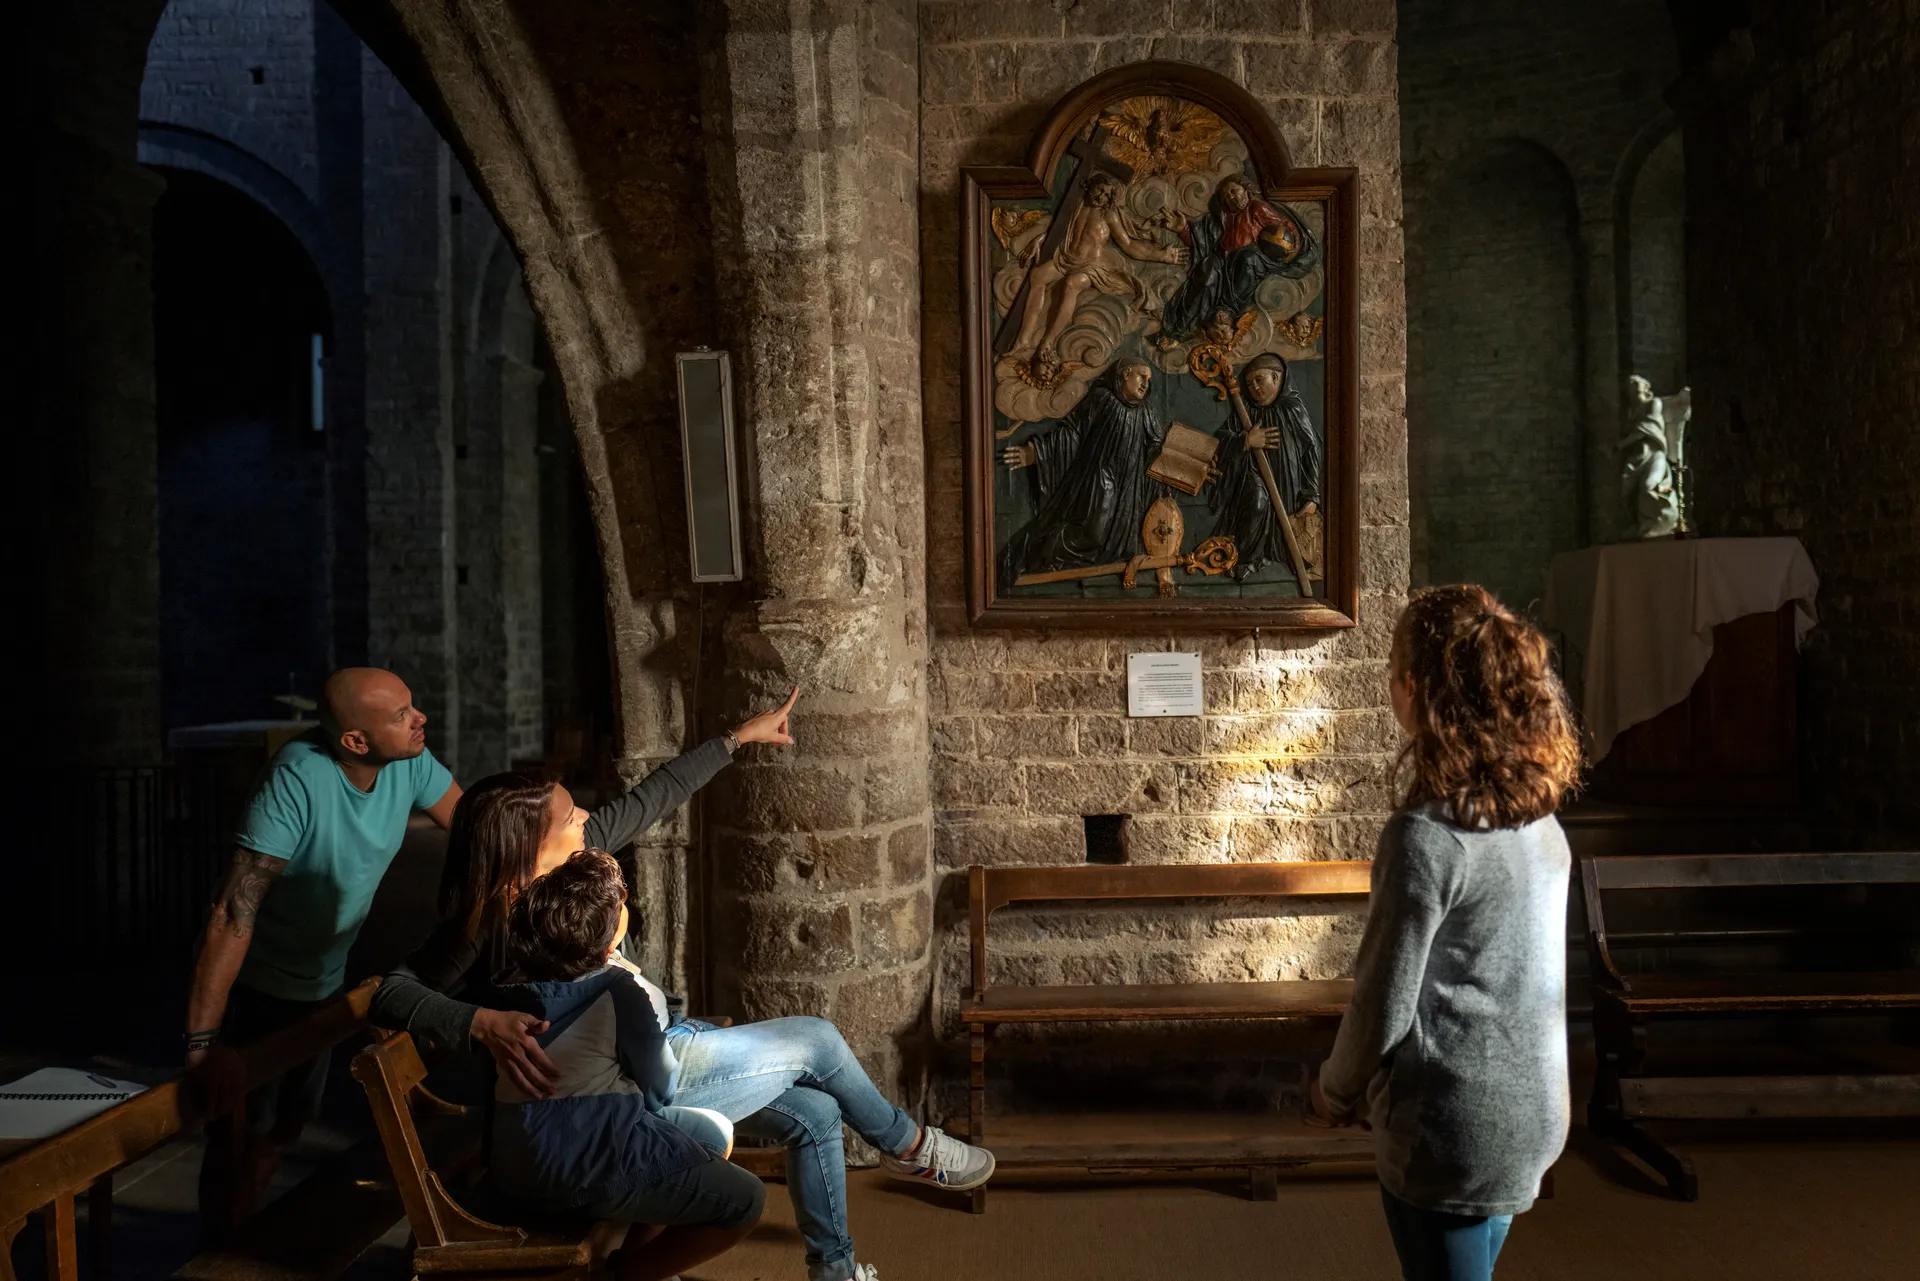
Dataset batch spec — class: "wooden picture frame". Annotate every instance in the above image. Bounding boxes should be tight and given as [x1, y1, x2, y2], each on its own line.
[962, 61, 1358, 630]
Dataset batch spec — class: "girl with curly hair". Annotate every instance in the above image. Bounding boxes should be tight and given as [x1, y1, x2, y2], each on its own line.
[1311, 585, 1583, 1281]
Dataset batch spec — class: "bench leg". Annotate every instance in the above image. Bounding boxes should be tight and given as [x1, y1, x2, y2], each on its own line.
[1611, 1119, 1698, 1201]
[1, 1217, 25, 1281]
[89, 1176, 112, 1281]
[44, 1195, 78, 1281]
[1249, 1167, 1278, 1201]
[969, 1027, 987, 1215]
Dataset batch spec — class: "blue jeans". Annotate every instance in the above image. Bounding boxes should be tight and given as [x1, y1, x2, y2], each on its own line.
[1380, 1187, 1513, 1281]
[667, 1016, 918, 1281]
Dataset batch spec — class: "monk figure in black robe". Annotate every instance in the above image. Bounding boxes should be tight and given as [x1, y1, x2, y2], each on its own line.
[1210, 352, 1321, 583]
[1156, 173, 1321, 346]
[998, 359, 1166, 590]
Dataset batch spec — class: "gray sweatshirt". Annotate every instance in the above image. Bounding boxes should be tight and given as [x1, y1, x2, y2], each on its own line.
[1320, 802, 1571, 1217]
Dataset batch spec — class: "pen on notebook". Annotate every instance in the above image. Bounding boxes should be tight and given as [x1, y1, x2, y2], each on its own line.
[86, 1073, 119, 1090]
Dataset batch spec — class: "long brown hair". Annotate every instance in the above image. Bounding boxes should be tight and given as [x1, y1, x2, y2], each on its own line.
[438, 770, 557, 940]
[1392, 585, 1582, 829]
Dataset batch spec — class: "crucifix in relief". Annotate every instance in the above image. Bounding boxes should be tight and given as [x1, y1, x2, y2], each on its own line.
[992, 125, 1187, 386]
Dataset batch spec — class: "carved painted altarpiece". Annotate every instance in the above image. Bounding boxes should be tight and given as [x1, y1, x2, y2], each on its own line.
[963, 63, 1358, 629]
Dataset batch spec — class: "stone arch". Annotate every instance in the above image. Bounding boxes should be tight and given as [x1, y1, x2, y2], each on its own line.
[149, 165, 335, 730]
[136, 123, 349, 308]
[1407, 137, 1582, 610]
[333, 0, 693, 787]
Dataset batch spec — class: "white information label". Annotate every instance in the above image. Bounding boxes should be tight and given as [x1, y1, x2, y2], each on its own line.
[1127, 652, 1203, 718]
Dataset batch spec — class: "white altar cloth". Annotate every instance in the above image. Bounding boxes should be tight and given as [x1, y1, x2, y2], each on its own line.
[1542, 537, 1819, 761]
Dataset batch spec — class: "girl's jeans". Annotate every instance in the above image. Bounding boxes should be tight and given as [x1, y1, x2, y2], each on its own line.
[1380, 1187, 1514, 1281]
[667, 1016, 918, 1281]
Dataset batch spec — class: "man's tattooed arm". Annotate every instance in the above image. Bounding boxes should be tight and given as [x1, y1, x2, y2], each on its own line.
[216, 848, 288, 937]
[185, 848, 288, 1057]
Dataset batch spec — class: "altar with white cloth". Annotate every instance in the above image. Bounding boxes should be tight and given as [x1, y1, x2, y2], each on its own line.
[1543, 537, 1819, 804]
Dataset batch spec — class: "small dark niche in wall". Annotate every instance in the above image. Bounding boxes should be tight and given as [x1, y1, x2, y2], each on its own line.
[248, 66, 265, 85]
[1083, 814, 1128, 864]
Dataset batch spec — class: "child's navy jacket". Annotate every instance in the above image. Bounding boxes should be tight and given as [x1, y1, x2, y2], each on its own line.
[488, 966, 711, 1208]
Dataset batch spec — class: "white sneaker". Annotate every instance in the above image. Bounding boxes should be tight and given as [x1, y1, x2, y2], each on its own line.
[853, 1267, 880, 1281]
[878, 1125, 996, 1192]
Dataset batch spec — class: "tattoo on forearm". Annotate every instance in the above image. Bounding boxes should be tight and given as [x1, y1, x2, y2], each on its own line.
[218, 850, 287, 938]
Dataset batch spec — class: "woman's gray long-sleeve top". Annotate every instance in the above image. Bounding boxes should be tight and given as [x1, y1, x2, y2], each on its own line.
[367, 739, 733, 1052]
[1320, 801, 1572, 1218]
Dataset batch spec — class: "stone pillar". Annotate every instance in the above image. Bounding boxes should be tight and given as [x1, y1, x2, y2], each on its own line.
[1579, 212, 1621, 547]
[32, 148, 166, 766]
[699, 0, 933, 1101]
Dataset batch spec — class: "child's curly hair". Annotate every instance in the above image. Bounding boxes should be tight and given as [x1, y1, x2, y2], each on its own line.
[506, 849, 626, 982]
[1392, 585, 1583, 829]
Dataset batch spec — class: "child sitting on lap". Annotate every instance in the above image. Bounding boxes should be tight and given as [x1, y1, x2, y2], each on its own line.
[493, 851, 762, 1281]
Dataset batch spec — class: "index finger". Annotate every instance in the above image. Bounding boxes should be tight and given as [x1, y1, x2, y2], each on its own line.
[779, 686, 801, 713]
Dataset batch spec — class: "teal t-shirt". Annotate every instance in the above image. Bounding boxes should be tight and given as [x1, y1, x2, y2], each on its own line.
[235, 736, 453, 1001]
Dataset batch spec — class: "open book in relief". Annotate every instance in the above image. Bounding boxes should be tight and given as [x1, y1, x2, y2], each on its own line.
[1147, 422, 1221, 496]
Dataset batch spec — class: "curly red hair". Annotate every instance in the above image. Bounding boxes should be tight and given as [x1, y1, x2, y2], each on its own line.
[1392, 585, 1583, 829]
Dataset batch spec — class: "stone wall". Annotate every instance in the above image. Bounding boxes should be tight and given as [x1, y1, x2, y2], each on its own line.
[139, 0, 557, 775]
[917, 0, 1407, 1116]
[1675, 0, 1920, 841]
[1398, 0, 1681, 594]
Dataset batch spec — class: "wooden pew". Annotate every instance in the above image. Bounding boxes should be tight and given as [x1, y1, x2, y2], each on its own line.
[350, 1033, 622, 1281]
[963, 861, 1376, 1213]
[1580, 851, 1920, 1200]
[0, 979, 380, 1281]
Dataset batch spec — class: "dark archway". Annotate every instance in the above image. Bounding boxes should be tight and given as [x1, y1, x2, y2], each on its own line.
[1408, 139, 1583, 609]
[153, 168, 334, 730]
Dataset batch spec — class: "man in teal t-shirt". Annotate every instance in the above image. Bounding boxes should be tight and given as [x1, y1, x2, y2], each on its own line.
[184, 667, 462, 1236]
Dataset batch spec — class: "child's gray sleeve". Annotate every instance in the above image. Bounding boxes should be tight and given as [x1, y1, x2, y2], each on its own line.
[1320, 814, 1456, 1118]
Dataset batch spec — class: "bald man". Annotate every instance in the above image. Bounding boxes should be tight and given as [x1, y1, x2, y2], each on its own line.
[184, 668, 461, 1234]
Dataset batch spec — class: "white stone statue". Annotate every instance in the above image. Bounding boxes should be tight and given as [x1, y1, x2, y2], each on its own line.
[1618, 375, 1691, 539]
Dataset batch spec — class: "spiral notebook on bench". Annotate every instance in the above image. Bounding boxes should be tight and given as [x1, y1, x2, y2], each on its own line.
[0, 1067, 149, 1142]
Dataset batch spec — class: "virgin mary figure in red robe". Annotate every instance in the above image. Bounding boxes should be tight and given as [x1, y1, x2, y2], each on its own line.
[1158, 173, 1320, 344]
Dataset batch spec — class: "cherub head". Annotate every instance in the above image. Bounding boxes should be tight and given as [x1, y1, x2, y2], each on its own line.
[1203, 309, 1239, 347]
[1244, 353, 1287, 407]
[1114, 357, 1153, 405]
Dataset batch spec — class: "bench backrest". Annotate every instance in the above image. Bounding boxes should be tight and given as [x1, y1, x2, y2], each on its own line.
[1579, 851, 1920, 990]
[350, 1032, 527, 1251]
[969, 860, 1372, 995]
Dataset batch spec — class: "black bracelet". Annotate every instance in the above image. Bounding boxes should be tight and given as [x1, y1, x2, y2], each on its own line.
[185, 1028, 221, 1046]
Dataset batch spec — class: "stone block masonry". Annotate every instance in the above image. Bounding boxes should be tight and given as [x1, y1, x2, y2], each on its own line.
[917, 0, 1408, 1116]
[1676, 0, 1920, 844]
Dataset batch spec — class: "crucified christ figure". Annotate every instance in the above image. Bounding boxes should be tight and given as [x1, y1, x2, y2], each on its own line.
[1009, 172, 1187, 378]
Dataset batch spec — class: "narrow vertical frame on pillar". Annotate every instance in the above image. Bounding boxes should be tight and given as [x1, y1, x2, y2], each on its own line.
[675, 350, 745, 583]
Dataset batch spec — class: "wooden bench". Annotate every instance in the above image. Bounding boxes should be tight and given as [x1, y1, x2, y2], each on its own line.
[1, 978, 380, 1281]
[351, 1033, 625, 1281]
[1581, 851, 1920, 1200]
[963, 861, 1374, 1213]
